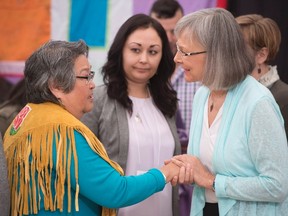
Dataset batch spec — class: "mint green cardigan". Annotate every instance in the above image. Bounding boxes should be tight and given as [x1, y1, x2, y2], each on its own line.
[188, 76, 288, 216]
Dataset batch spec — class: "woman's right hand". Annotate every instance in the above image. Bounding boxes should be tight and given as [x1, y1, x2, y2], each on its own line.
[160, 160, 193, 186]
[160, 161, 184, 184]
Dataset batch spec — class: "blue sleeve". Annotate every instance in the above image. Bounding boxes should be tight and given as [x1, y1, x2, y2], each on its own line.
[216, 99, 288, 202]
[70, 131, 166, 208]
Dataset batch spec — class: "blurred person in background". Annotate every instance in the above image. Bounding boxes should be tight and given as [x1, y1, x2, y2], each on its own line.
[0, 79, 26, 135]
[150, 0, 201, 138]
[0, 133, 10, 216]
[236, 14, 288, 140]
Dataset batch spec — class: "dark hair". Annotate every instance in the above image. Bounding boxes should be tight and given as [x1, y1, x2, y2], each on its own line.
[102, 14, 177, 117]
[150, 0, 184, 18]
[24, 40, 89, 104]
[0, 79, 26, 109]
[0, 78, 13, 103]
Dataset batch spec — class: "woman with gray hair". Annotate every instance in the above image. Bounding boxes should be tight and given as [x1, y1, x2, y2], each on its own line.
[171, 8, 288, 216]
[3, 40, 181, 216]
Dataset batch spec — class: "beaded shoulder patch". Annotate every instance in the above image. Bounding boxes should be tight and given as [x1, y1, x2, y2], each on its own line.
[10, 105, 31, 135]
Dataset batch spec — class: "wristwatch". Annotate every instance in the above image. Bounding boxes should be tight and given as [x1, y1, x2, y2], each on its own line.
[212, 179, 216, 192]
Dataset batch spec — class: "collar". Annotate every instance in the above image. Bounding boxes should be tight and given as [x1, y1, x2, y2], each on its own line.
[258, 65, 279, 88]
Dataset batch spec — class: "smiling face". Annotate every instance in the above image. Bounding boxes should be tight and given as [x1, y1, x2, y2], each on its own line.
[122, 27, 162, 86]
[50, 54, 95, 119]
[174, 32, 206, 82]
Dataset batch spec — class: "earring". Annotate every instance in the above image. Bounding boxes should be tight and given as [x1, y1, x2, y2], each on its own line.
[258, 67, 261, 74]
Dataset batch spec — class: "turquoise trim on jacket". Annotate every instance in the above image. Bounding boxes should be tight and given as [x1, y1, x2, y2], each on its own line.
[188, 76, 288, 216]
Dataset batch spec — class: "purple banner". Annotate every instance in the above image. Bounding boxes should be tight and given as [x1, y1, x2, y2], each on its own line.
[133, 0, 217, 15]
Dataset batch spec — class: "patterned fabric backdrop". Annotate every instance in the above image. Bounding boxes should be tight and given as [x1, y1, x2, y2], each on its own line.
[0, 0, 225, 84]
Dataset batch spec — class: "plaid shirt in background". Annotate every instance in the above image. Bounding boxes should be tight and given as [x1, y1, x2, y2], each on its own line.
[171, 66, 201, 135]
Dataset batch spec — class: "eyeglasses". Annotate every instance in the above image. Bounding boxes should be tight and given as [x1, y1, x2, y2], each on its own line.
[176, 44, 206, 57]
[76, 71, 95, 84]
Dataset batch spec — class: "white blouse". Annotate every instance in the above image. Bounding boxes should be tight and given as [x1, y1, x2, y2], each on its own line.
[118, 96, 174, 216]
[199, 98, 223, 203]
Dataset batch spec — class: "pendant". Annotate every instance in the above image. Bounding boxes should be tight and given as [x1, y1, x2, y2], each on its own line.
[135, 113, 142, 123]
[209, 103, 214, 112]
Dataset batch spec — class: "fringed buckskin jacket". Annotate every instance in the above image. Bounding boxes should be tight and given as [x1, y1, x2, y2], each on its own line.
[4, 102, 166, 216]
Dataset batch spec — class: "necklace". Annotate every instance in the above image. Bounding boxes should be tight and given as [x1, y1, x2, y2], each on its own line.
[135, 113, 142, 123]
[209, 91, 227, 112]
[209, 101, 214, 112]
[134, 86, 150, 122]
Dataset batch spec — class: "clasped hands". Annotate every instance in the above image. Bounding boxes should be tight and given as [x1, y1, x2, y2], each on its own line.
[160, 154, 215, 190]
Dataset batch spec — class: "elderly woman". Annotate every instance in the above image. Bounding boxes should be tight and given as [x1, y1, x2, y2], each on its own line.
[3, 40, 181, 216]
[171, 8, 288, 216]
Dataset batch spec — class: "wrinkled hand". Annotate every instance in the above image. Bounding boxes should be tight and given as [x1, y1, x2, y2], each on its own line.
[171, 154, 215, 190]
